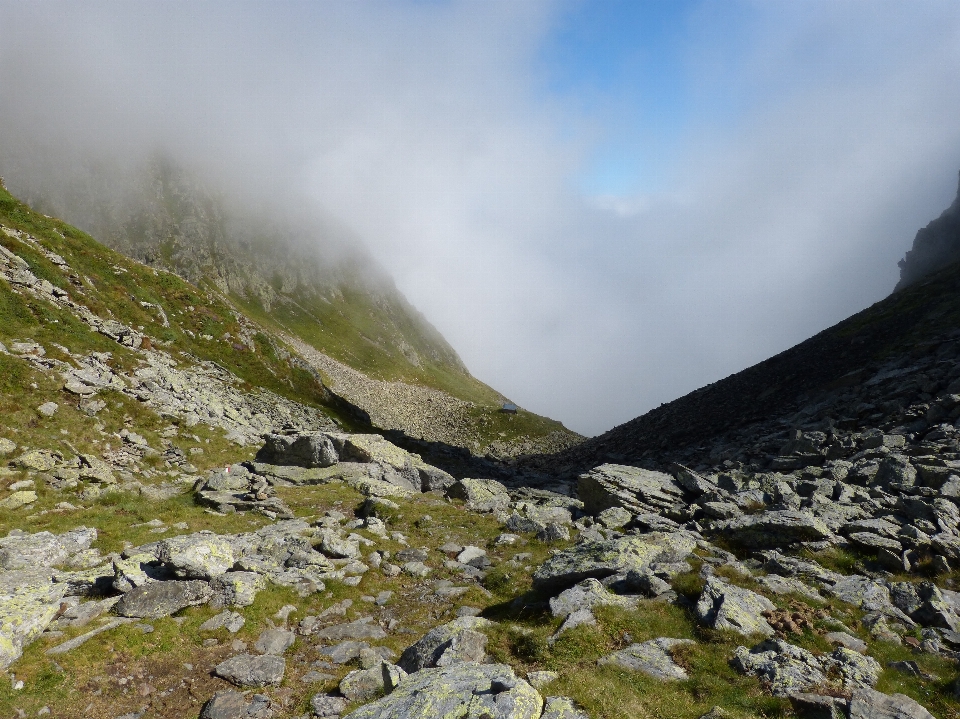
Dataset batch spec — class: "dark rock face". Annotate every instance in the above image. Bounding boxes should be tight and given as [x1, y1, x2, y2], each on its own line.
[114, 580, 212, 619]
[896, 171, 960, 291]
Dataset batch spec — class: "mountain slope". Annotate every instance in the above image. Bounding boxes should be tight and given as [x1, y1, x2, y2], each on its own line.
[541, 177, 960, 474]
[4, 161, 581, 455]
[896, 171, 960, 290]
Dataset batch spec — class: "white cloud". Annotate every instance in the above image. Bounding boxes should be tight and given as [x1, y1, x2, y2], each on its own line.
[1, 1, 960, 436]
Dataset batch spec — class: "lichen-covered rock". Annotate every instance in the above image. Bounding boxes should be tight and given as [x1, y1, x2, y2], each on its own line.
[200, 690, 274, 719]
[158, 533, 236, 579]
[848, 687, 935, 719]
[826, 647, 880, 689]
[15, 449, 59, 472]
[695, 578, 775, 636]
[578, 464, 684, 516]
[0, 490, 37, 510]
[214, 653, 285, 687]
[731, 639, 827, 696]
[342, 663, 542, 719]
[0, 528, 96, 570]
[339, 661, 407, 702]
[210, 571, 265, 607]
[549, 578, 636, 619]
[715, 511, 831, 548]
[447, 478, 511, 513]
[398, 616, 493, 673]
[597, 638, 694, 681]
[256, 432, 338, 468]
[532, 532, 697, 592]
[114, 579, 213, 618]
[0, 570, 66, 668]
[540, 696, 589, 719]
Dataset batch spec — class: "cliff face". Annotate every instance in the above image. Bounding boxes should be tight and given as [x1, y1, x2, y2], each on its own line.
[895, 171, 960, 291]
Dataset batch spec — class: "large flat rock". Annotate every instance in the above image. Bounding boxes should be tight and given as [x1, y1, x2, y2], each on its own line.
[532, 532, 697, 592]
[342, 663, 543, 719]
[578, 464, 684, 516]
[714, 510, 831, 548]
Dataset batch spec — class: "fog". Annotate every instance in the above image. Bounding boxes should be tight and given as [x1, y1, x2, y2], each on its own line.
[2, 1, 960, 436]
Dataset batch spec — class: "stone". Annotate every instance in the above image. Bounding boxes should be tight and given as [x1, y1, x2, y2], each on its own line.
[398, 616, 493, 673]
[824, 631, 868, 653]
[828, 646, 881, 689]
[37, 402, 59, 417]
[0, 438, 15, 455]
[447, 478, 511, 513]
[540, 696, 589, 719]
[531, 531, 697, 592]
[341, 663, 542, 719]
[314, 619, 388, 642]
[596, 506, 633, 529]
[789, 693, 848, 719]
[537, 523, 571, 543]
[254, 628, 295, 655]
[548, 578, 636, 619]
[319, 640, 369, 664]
[0, 572, 66, 668]
[15, 449, 58, 472]
[695, 578, 775, 636]
[716, 510, 831, 548]
[210, 572, 265, 607]
[456, 546, 486, 564]
[78, 454, 116, 484]
[310, 695, 348, 717]
[526, 671, 559, 690]
[200, 690, 274, 719]
[114, 580, 213, 619]
[597, 638, 694, 681]
[756, 574, 822, 601]
[339, 662, 406, 702]
[848, 532, 903, 553]
[214, 654, 285, 687]
[0, 528, 95, 570]
[731, 639, 827, 696]
[256, 432, 338, 468]
[0, 491, 37, 510]
[848, 688, 935, 719]
[578, 464, 684, 516]
[199, 611, 246, 633]
[158, 533, 236, 579]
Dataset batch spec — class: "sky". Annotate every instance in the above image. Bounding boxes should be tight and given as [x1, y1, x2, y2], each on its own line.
[2, 1, 960, 436]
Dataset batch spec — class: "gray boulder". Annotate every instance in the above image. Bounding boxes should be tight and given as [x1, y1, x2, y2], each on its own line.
[200, 690, 274, 719]
[848, 688, 935, 719]
[540, 697, 590, 719]
[578, 464, 684, 516]
[114, 579, 212, 619]
[310, 695, 348, 717]
[214, 654, 286, 687]
[158, 533, 235, 579]
[695, 577, 775, 636]
[716, 510, 831, 548]
[0, 570, 66, 668]
[256, 432, 338, 468]
[0, 528, 96, 570]
[549, 578, 637, 619]
[398, 616, 492, 673]
[731, 639, 827, 696]
[210, 571, 265, 608]
[254, 628, 296, 655]
[447, 478, 511, 513]
[342, 663, 543, 719]
[314, 618, 388, 642]
[597, 638, 694, 681]
[532, 532, 697, 592]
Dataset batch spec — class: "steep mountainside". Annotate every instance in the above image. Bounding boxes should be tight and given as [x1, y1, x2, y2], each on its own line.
[2, 163, 580, 456]
[896, 171, 960, 290]
[540, 179, 960, 476]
